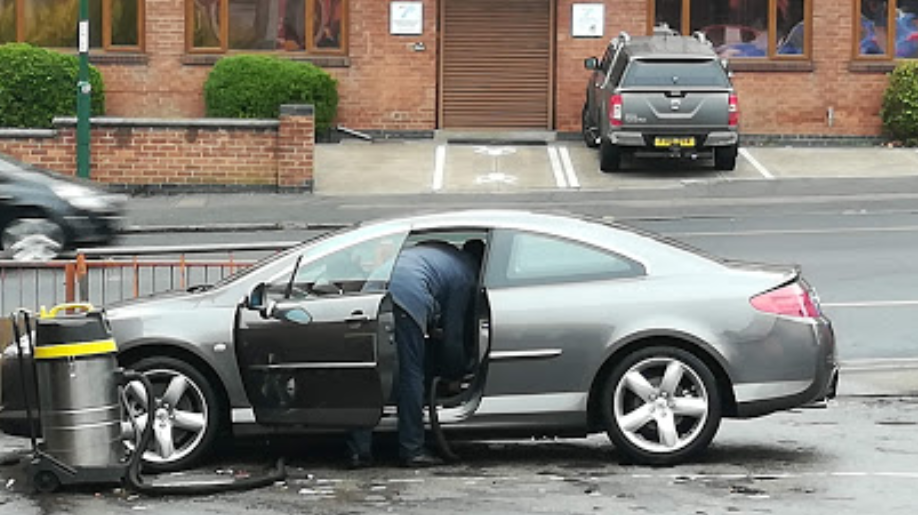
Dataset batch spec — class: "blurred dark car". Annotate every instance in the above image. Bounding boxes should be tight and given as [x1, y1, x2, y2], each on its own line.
[0, 154, 125, 261]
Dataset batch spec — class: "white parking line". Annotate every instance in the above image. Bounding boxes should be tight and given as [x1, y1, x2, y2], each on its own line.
[432, 144, 446, 191]
[558, 146, 580, 189]
[739, 147, 774, 179]
[547, 146, 568, 188]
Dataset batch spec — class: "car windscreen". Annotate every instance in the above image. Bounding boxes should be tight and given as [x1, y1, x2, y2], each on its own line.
[621, 59, 730, 88]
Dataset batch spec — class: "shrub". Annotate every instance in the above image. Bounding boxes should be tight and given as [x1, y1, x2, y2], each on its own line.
[204, 55, 339, 133]
[880, 61, 918, 146]
[0, 43, 106, 129]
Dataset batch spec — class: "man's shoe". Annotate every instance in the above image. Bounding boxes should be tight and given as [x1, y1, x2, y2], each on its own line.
[346, 453, 374, 470]
[400, 451, 444, 469]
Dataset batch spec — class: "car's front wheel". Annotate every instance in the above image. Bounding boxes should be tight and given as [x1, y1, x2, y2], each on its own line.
[1, 216, 65, 261]
[600, 346, 722, 466]
[122, 356, 221, 472]
[582, 104, 600, 148]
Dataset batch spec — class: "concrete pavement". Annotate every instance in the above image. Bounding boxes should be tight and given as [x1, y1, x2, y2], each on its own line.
[314, 140, 918, 196]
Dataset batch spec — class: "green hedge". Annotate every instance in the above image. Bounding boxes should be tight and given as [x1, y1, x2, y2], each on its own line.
[881, 62, 918, 146]
[204, 55, 339, 133]
[0, 43, 106, 129]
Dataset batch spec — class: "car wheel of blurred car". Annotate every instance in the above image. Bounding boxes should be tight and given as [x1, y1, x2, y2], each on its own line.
[122, 356, 220, 473]
[599, 138, 622, 172]
[601, 345, 722, 466]
[714, 144, 738, 171]
[1, 216, 65, 261]
[582, 104, 600, 148]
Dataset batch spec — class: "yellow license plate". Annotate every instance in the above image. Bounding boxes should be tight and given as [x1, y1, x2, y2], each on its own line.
[654, 137, 695, 148]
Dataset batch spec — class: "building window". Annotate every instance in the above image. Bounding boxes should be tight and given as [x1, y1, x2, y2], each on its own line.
[0, 0, 142, 50]
[189, 0, 346, 54]
[652, 0, 810, 59]
[858, 0, 918, 59]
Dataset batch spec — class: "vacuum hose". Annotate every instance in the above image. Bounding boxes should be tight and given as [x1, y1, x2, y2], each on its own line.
[119, 369, 286, 496]
[427, 376, 459, 462]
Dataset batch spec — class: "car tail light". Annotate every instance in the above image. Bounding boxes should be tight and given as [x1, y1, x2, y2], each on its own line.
[609, 95, 623, 127]
[728, 94, 739, 127]
[750, 282, 819, 318]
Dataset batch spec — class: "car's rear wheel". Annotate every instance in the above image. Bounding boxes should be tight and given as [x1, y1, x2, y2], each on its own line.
[582, 104, 600, 148]
[122, 356, 220, 473]
[1, 216, 65, 261]
[714, 144, 738, 171]
[600, 346, 722, 466]
[599, 138, 621, 172]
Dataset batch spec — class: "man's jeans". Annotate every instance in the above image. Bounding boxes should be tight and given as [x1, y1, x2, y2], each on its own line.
[395, 305, 428, 459]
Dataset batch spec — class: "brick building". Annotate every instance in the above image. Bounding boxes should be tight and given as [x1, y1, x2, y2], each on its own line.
[2, 0, 916, 138]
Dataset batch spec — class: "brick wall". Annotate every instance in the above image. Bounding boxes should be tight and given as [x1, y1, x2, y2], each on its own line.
[0, 105, 315, 192]
[86, 0, 892, 137]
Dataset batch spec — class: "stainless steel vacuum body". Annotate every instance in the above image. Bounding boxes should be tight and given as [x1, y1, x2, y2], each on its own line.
[33, 305, 124, 469]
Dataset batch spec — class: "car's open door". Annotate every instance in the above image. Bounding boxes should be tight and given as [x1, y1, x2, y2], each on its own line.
[234, 230, 406, 428]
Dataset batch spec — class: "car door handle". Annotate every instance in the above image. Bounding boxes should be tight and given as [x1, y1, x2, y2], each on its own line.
[345, 311, 370, 323]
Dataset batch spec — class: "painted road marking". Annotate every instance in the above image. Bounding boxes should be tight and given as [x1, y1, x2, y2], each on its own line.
[668, 225, 918, 237]
[432, 144, 446, 191]
[739, 147, 774, 179]
[547, 146, 567, 188]
[558, 146, 580, 189]
[822, 300, 918, 308]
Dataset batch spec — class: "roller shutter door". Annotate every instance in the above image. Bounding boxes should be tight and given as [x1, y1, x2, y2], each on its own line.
[440, 0, 554, 129]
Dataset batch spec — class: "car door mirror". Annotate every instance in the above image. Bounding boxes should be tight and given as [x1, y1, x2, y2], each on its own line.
[584, 57, 599, 70]
[245, 282, 268, 311]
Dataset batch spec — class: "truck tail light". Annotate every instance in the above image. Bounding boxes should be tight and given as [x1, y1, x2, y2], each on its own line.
[609, 95, 623, 127]
[728, 94, 739, 127]
[750, 282, 820, 319]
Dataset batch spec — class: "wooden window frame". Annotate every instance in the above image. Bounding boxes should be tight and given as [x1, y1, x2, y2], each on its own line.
[852, 0, 917, 60]
[648, 0, 812, 61]
[2, 0, 143, 51]
[186, 0, 348, 55]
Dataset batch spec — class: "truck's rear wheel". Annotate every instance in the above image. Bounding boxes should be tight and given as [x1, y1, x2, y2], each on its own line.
[599, 139, 621, 172]
[714, 144, 738, 171]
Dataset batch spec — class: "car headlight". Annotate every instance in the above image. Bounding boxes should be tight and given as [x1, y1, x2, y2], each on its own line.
[52, 183, 118, 212]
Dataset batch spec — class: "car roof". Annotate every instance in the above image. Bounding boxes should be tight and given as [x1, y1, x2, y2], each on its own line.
[623, 35, 717, 60]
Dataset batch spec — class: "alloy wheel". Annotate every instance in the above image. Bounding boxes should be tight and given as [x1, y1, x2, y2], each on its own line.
[613, 356, 710, 454]
[123, 367, 211, 467]
[1, 217, 65, 261]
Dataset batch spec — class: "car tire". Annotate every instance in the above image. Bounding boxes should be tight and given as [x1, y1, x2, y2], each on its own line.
[714, 144, 738, 171]
[599, 138, 621, 172]
[122, 356, 221, 473]
[600, 345, 722, 466]
[1, 215, 65, 261]
[582, 104, 600, 148]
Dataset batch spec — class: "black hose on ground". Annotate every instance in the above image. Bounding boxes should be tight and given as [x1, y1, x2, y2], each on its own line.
[428, 376, 459, 462]
[119, 369, 286, 496]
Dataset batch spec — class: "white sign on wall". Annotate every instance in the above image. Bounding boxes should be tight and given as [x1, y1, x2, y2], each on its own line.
[390, 1, 424, 35]
[572, 3, 605, 38]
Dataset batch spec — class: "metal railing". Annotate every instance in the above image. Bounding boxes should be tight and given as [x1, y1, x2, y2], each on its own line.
[0, 241, 299, 313]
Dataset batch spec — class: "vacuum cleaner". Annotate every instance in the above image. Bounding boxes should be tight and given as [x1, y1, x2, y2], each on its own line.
[9, 304, 285, 495]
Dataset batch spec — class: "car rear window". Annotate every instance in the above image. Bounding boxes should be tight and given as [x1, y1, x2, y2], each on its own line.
[621, 59, 730, 88]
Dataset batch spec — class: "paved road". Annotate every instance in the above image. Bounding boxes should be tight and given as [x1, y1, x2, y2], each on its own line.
[2, 396, 918, 514]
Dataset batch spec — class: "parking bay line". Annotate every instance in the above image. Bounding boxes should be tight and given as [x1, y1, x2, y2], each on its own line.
[558, 146, 580, 189]
[432, 144, 446, 191]
[547, 146, 568, 188]
[739, 147, 774, 179]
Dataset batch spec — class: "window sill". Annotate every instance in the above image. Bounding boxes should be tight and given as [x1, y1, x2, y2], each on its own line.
[728, 60, 814, 73]
[848, 61, 897, 73]
[85, 53, 149, 66]
[182, 54, 350, 68]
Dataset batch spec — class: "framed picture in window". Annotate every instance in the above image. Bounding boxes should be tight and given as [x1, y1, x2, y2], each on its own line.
[572, 3, 605, 38]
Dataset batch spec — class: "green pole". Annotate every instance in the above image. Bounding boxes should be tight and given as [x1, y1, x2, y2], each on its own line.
[76, 0, 91, 179]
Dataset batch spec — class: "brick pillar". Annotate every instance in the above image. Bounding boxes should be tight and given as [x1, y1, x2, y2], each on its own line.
[277, 104, 315, 192]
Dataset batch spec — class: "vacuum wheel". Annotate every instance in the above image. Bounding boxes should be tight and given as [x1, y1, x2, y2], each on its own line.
[33, 470, 61, 493]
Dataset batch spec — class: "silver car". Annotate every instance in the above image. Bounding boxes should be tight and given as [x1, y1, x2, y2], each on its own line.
[0, 210, 838, 470]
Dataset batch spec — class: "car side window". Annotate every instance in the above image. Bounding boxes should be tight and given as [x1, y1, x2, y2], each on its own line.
[485, 230, 644, 288]
[287, 234, 404, 297]
[600, 45, 615, 71]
